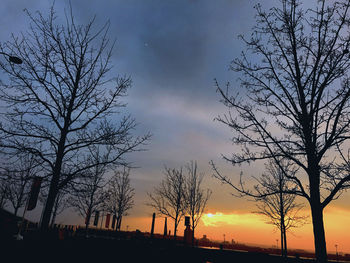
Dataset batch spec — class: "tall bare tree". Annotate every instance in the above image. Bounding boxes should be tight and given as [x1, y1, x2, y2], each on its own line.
[147, 167, 186, 238]
[184, 161, 211, 245]
[212, 1, 350, 261]
[105, 168, 134, 231]
[0, 5, 150, 230]
[253, 160, 307, 257]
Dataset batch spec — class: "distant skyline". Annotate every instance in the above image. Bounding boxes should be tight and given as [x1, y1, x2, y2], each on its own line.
[1, 0, 350, 254]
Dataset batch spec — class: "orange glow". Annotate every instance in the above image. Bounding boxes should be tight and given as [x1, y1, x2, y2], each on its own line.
[121, 207, 350, 254]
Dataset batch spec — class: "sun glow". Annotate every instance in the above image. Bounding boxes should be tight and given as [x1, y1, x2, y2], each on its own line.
[202, 212, 267, 228]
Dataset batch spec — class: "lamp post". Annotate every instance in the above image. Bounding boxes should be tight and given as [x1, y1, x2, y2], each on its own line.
[335, 244, 338, 262]
[0, 52, 22, 64]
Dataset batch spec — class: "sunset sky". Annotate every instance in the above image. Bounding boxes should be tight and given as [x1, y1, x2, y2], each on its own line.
[1, 0, 350, 255]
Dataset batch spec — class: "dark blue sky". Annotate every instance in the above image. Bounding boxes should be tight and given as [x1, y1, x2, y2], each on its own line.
[0, 0, 275, 220]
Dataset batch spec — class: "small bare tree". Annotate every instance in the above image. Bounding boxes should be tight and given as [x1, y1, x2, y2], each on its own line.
[253, 160, 307, 257]
[184, 161, 211, 245]
[147, 167, 186, 237]
[69, 147, 109, 230]
[4, 155, 41, 215]
[105, 168, 134, 231]
[69, 176, 106, 230]
[0, 4, 150, 230]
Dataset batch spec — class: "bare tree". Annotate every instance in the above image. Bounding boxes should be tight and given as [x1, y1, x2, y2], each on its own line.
[253, 160, 307, 257]
[147, 167, 186, 238]
[4, 155, 41, 216]
[69, 147, 109, 230]
[184, 161, 211, 245]
[105, 168, 134, 231]
[69, 173, 106, 231]
[0, 5, 150, 230]
[212, 1, 350, 261]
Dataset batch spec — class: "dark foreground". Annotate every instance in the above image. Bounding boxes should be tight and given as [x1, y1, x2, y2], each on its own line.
[0, 208, 347, 263]
[2, 236, 318, 263]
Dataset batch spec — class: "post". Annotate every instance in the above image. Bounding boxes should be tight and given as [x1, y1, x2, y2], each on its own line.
[151, 213, 155, 238]
[163, 217, 167, 237]
[184, 216, 192, 246]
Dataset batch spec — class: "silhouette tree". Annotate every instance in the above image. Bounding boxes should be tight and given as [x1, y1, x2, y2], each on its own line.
[184, 161, 211, 245]
[147, 167, 186, 238]
[69, 147, 109, 230]
[0, 5, 150, 230]
[253, 160, 307, 257]
[4, 155, 41, 216]
[105, 168, 134, 231]
[212, 1, 350, 261]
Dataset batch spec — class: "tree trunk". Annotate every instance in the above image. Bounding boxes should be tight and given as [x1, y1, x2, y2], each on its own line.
[279, 178, 286, 257]
[191, 226, 195, 246]
[117, 215, 122, 231]
[174, 214, 178, 238]
[0, 190, 7, 208]
[309, 166, 327, 263]
[0, 195, 5, 208]
[310, 202, 327, 263]
[115, 215, 120, 231]
[85, 211, 91, 230]
[50, 196, 59, 227]
[50, 212, 57, 227]
[283, 226, 287, 256]
[280, 214, 287, 257]
[174, 222, 177, 238]
[14, 206, 19, 216]
[40, 128, 68, 230]
[280, 224, 284, 256]
[40, 172, 60, 230]
[85, 210, 91, 238]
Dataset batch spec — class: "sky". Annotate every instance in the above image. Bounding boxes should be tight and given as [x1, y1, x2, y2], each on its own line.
[1, 0, 350, 255]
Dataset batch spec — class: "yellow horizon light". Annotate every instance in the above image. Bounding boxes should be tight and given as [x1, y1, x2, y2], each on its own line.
[202, 212, 269, 228]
